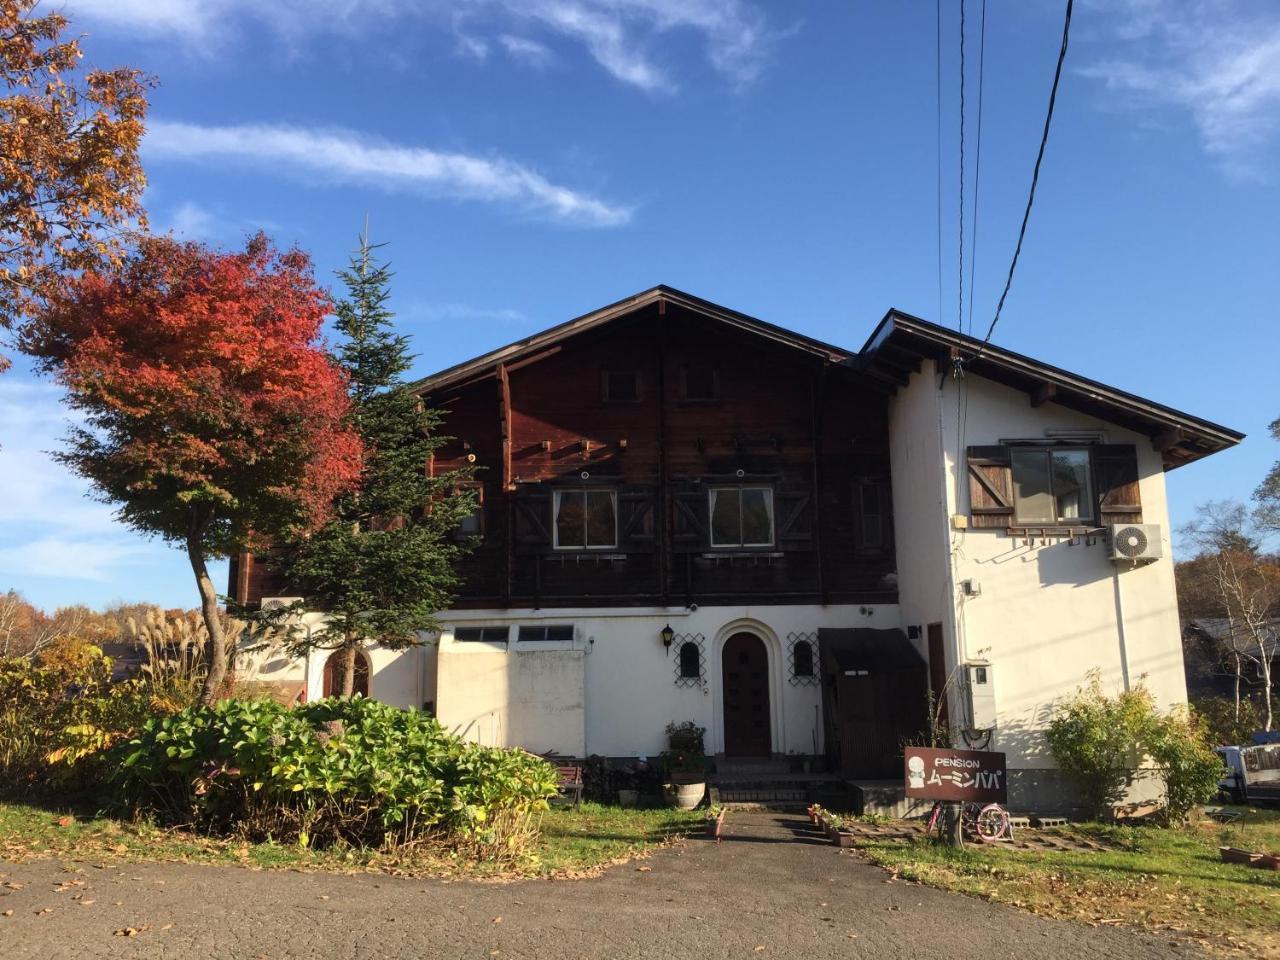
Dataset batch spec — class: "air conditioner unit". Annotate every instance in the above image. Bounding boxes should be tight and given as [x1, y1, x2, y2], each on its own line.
[260, 596, 304, 611]
[1107, 524, 1162, 562]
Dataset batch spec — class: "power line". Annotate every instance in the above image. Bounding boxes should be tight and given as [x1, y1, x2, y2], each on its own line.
[979, 0, 1073, 351]
[935, 0, 943, 330]
[965, 0, 987, 338]
[958, 0, 966, 334]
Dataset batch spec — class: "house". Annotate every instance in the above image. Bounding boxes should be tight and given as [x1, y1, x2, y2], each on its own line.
[1183, 617, 1280, 702]
[231, 286, 1242, 811]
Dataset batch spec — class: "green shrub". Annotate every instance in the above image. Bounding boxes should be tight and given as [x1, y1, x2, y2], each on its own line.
[1190, 695, 1265, 747]
[662, 721, 707, 778]
[1047, 674, 1225, 823]
[1147, 709, 1223, 824]
[1044, 674, 1156, 820]
[113, 696, 558, 854]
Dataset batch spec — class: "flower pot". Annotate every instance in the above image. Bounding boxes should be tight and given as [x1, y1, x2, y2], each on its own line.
[1220, 846, 1261, 865]
[1256, 854, 1280, 871]
[663, 781, 706, 811]
[835, 830, 856, 848]
[617, 789, 639, 808]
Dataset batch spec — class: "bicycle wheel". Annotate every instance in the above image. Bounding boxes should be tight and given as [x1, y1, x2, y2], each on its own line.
[973, 803, 1009, 843]
[926, 802, 944, 838]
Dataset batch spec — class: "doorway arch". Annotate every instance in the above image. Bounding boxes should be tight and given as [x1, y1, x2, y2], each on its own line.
[721, 632, 772, 757]
[322, 649, 370, 698]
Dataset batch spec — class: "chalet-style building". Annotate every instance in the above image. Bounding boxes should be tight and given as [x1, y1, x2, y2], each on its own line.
[233, 286, 1242, 811]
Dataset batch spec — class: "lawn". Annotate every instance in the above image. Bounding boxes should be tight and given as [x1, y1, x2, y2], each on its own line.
[855, 807, 1280, 957]
[0, 801, 703, 880]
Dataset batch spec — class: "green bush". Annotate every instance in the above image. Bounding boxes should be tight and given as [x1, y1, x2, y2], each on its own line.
[1046, 674, 1223, 823]
[0, 642, 166, 794]
[1190, 695, 1265, 747]
[1147, 709, 1223, 825]
[113, 696, 558, 853]
[1044, 674, 1156, 819]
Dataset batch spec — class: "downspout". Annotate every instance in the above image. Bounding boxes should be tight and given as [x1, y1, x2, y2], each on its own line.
[1111, 563, 1132, 691]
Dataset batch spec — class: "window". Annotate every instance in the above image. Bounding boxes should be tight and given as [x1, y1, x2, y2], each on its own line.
[553, 489, 617, 549]
[792, 640, 814, 678]
[678, 641, 701, 679]
[855, 480, 889, 553]
[680, 364, 718, 402]
[517, 625, 575, 643]
[602, 370, 641, 403]
[1011, 447, 1094, 525]
[453, 626, 510, 643]
[709, 486, 774, 548]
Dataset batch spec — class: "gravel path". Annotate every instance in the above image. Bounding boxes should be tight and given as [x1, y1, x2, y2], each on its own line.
[0, 812, 1202, 959]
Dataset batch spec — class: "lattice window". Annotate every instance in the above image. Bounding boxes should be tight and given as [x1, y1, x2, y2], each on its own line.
[787, 631, 820, 686]
[673, 633, 707, 688]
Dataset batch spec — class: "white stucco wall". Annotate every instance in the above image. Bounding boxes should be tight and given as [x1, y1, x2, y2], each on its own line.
[432, 604, 901, 759]
[888, 365, 1187, 773]
[887, 357, 954, 674]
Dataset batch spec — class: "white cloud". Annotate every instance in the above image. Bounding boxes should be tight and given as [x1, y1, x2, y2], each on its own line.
[65, 0, 777, 92]
[1081, 0, 1280, 178]
[167, 200, 217, 239]
[409, 302, 528, 325]
[143, 120, 633, 227]
[499, 34, 555, 68]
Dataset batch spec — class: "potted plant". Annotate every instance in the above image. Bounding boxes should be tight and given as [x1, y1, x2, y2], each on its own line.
[661, 721, 708, 810]
[705, 805, 727, 838]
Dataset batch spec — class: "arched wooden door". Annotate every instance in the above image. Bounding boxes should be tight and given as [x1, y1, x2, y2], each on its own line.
[322, 650, 370, 698]
[722, 633, 771, 757]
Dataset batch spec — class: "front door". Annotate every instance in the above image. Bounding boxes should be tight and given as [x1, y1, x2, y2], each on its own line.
[722, 632, 771, 757]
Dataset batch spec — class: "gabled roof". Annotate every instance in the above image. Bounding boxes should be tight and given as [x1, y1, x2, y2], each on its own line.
[1186, 618, 1280, 659]
[412, 286, 1243, 469]
[411, 285, 854, 396]
[860, 309, 1244, 469]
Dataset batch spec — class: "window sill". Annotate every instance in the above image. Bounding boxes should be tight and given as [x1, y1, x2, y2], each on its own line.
[699, 551, 784, 560]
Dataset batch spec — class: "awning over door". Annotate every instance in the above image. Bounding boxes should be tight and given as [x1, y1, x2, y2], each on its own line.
[817, 628, 925, 673]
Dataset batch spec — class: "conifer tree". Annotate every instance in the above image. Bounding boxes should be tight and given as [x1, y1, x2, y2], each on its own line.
[284, 230, 476, 696]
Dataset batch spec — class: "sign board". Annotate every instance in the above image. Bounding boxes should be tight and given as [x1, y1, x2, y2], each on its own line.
[903, 746, 1007, 803]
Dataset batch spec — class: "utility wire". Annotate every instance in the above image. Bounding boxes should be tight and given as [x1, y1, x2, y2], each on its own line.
[957, 0, 966, 334]
[965, 0, 987, 338]
[935, 0, 943, 330]
[979, 0, 1073, 353]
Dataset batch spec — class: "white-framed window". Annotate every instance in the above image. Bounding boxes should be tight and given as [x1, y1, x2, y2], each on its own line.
[709, 486, 775, 548]
[1011, 447, 1094, 525]
[517, 625, 575, 643]
[454, 626, 510, 643]
[553, 488, 618, 549]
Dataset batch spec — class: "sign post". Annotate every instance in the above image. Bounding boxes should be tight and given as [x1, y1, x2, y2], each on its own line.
[903, 746, 1007, 848]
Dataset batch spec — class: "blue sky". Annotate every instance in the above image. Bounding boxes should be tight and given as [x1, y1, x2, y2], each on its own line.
[1, 0, 1277, 612]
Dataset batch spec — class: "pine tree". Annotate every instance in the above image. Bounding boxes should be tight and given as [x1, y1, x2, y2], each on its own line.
[284, 229, 476, 696]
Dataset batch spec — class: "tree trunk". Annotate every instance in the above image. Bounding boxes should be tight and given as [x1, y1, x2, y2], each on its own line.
[1259, 642, 1274, 732]
[190, 509, 228, 706]
[1233, 653, 1242, 722]
[338, 642, 357, 697]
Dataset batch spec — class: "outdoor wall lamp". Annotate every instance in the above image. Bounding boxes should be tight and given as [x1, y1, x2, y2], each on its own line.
[660, 623, 675, 651]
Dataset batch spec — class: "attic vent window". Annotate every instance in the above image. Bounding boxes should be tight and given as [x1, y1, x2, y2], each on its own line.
[602, 370, 641, 403]
[680, 365, 719, 402]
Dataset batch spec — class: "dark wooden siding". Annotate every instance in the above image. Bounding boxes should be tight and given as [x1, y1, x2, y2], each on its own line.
[429, 301, 897, 609]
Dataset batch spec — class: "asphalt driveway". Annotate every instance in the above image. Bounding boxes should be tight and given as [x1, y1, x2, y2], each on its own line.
[1, 812, 1203, 959]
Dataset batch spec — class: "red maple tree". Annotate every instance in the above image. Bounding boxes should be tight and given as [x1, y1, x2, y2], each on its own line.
[22, 233, 363, 702]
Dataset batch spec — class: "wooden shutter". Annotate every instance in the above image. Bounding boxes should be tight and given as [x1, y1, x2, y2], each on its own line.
[1095, 444, 1142, 526]
[672, 482, 709, 553]
[618, 486, 656, 552]
[513, 484, 553, 555]
[966, 446, 1014, 529]
[775, 487, 814, 547]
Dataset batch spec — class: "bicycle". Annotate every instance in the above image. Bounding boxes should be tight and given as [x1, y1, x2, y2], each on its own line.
[926, 800, 1012, 843]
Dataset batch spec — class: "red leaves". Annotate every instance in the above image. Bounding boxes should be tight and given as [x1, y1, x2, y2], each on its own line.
[22, 232, 363, 545]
